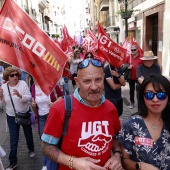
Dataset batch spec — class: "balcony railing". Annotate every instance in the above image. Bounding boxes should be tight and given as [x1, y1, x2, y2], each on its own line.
[128, 0, 146, 8]
[100, 0, 109, 11]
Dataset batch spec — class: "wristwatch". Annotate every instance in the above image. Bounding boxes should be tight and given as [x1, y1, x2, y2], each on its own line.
[136, 162, 141, 170]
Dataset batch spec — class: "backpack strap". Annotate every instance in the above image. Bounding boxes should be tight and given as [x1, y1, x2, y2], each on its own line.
[63, 95, 72, 135]
[58, 95, 72, 148]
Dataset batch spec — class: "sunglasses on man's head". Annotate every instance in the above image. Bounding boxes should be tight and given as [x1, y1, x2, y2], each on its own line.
[144, 91, 167, 100]
[9, 73, 19, 77]
[78, 59, 103, 70]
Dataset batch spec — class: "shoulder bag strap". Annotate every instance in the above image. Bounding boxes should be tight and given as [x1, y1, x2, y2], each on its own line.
[7, 83, 16, 113]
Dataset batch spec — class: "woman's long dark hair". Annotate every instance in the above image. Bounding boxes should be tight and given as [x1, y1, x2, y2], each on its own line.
[138, 74, 170, 133]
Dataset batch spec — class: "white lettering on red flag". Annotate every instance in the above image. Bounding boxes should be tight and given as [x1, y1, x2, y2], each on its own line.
[0, 0, 68, 95]
[98, 22, 127, 68]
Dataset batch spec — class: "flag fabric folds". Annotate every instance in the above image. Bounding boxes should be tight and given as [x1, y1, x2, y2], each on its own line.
[60, 25, 75, 57]
[83, 30, 98, 52]
[98, 22, 127, 68]
[0, 0, 68, 95]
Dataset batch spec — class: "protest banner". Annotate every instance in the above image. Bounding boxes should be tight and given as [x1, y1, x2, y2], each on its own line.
[0, 0, 68, 95]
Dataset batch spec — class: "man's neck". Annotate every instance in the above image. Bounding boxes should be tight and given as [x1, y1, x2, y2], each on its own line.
[132, 53, 138, 58]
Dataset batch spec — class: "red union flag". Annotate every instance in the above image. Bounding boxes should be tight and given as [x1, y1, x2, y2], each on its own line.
[60, 25, 75, 57]
[98, 22, 127, 68]
[83, 30, 98, 52]
[0, 0, 68, 95]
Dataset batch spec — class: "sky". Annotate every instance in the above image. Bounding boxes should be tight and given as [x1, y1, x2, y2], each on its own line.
[59, 0, 85, 36]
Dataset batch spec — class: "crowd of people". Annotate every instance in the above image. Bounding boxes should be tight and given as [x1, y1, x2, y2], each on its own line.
[0, 44, 170, 170]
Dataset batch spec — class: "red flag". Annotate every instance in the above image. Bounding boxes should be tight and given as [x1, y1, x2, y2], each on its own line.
[0, 0, 68, 95]
[54, 39, 61, 48]
[60, 25, 75, 57]
[122, 33, 143, 58]
[83, 30, 98, 52]
[98, 22, 127, 68]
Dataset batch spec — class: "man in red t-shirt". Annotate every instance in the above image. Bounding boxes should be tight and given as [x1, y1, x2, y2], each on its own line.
[126, 45, 143, 109]
[41, 59, 122, 170]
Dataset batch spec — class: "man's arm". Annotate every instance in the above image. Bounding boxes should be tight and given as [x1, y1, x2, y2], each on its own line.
[41, 141, 106, 170]
[106, 78, 121, 90]
[136, 65, 144, 84]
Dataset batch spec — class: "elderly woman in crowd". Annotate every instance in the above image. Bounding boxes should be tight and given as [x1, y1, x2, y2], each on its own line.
[116, 74, 170, 170]
[0, 67, 35, 170]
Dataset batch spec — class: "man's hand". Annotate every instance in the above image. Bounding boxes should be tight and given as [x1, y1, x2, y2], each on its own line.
[104, 154, 123, 170]
[73, 157, 106, 170]
[110, 70, 119, 78]
[128, 65, 133, 69]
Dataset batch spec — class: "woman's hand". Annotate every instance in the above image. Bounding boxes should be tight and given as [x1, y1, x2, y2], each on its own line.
[104, 154, 123, 170]
[140, 162, 159, 170]
[32, 98, 37, 108]
[13, 89, 22, 99]
[49, 102, 54, 107]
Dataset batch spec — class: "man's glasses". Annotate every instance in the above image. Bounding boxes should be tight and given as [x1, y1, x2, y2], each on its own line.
[78, 59, 103, 70]
[144, 91, 167, 100]
[9, 73, 19, 77]
[131, 49, 137, 52]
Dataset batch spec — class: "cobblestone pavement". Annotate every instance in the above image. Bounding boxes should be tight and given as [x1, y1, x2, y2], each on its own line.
[0, 83, 137, 170]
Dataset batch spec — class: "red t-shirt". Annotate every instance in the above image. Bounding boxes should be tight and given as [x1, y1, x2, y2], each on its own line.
[44, 96, 121, 169]
[126, 54, 143, 80]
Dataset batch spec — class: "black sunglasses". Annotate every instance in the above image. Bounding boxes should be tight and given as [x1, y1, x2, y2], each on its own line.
[131, 49, 137, 52]
[144, 91, 167, 100]
[78, 59, 103, 70]
[86, 56, 93, 59]
[9, 73, 19, 77]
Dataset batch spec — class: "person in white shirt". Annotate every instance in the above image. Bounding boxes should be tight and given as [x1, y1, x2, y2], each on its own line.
[0, 67, 35, 170]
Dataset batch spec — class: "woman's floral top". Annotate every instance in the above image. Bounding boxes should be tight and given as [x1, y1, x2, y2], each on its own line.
[116, 115, 170, 170]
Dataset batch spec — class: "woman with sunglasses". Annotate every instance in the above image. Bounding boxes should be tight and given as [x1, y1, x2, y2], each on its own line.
[84, 52, 94, 59]
[0, 67, 35, 170]
[116, 74, 170, 170]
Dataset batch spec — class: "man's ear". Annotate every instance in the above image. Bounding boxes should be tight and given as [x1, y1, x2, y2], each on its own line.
[74, 77, 79, 87]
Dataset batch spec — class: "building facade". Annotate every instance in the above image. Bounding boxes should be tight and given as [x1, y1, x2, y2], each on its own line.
[91, 0, 170, 77]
